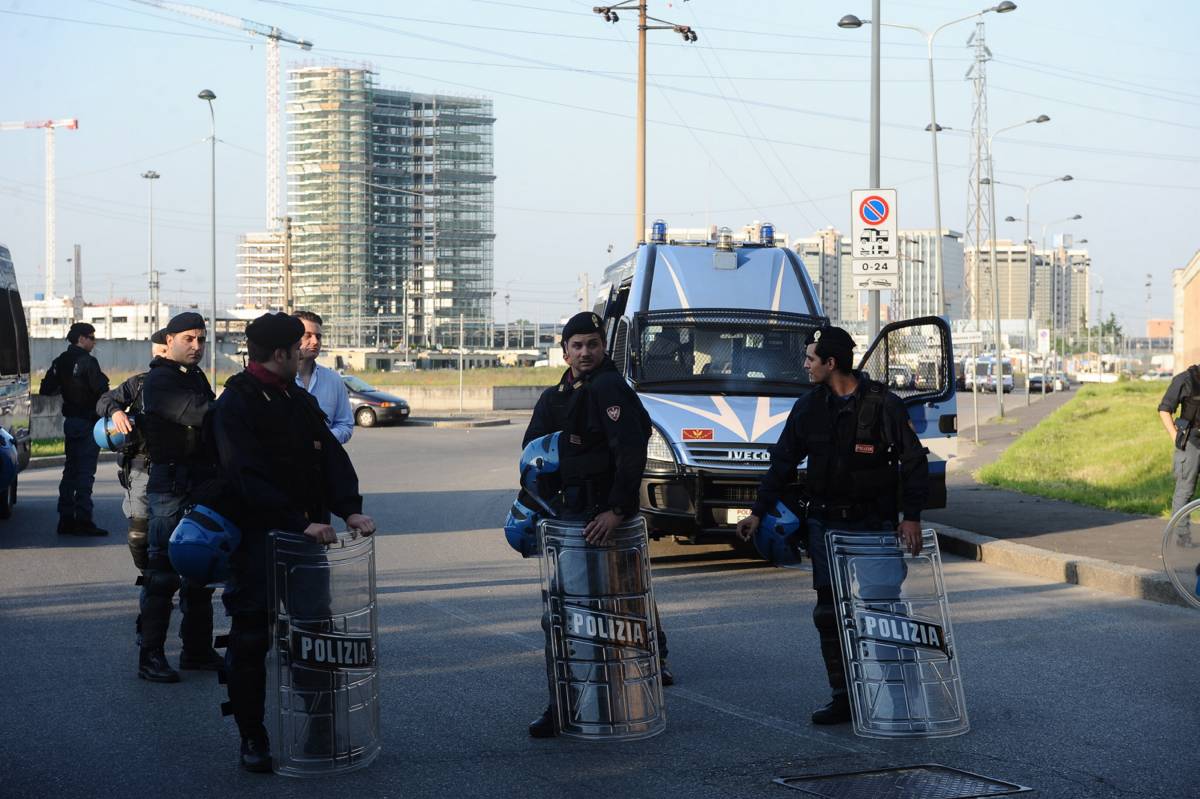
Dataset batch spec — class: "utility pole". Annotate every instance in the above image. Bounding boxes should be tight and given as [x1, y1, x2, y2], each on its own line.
[504, 290, 510, 350]
[965, 20, 991, 432]
[281, 215, 293, 313]
[578, 272, 591, 312]
[867, 0, 881, 337]
[71, 244, 83, 322]
[143, 169, 161, 330]
[593, 4, 696, 247]
[458, 313, 465, 413]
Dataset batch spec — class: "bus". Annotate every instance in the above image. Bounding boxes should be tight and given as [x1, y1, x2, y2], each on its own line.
[0, 244, 31, 519]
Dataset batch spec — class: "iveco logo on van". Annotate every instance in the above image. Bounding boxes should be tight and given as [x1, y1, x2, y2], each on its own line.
[726, 449, 771, 462]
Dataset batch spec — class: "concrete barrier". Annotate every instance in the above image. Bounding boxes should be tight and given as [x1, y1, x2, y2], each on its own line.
[381, 385, 549, 412]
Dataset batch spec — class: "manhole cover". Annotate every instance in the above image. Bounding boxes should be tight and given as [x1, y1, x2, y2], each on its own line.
[774, 764, 1031, 798]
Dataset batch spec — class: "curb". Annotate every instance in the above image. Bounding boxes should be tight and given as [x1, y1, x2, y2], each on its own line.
[27, 452, 121, 471]
[929, 522, 1186, 609]
[407, 417, 511, 429]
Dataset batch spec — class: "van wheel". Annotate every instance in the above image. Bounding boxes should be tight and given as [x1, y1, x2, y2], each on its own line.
[356, 408, 377, 428]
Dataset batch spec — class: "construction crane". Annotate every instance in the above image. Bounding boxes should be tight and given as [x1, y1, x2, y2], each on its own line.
[0, 118, 79, 299]
[133, 1, 312, 230]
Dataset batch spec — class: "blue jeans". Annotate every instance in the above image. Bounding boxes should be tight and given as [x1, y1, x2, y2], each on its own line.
[57, 417, 99, 520]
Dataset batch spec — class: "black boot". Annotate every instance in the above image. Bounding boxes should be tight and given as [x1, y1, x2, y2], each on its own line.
[72, 518, 109, 537]
[179, 647, 225, 671]
[659, 659, 675, 687]
[138, 648, 181, 683]
[811, 696, 852, 725]
[528, 706, 556, 738]
[239, 732, 273, 774]
[56, 516, 77, 535]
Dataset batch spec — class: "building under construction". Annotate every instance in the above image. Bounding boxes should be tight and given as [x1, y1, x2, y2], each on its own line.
[236, 66, 495, 349]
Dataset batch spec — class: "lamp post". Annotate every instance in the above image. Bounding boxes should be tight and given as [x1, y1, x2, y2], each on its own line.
[593, 3, 697, 247]
[993, 173, 1074, 401]
[198, 89, 217, 387]
[838, 2, 1016, 339]
[141, 170, 161, 332]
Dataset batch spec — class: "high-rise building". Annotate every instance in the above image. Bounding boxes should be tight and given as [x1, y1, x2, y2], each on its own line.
[795, 228, 962, 324]
[235, 231, 286, 311]
[964, 240, 1033, 324]
[894, 230, 963, 320]
[247, 66, 496, 349]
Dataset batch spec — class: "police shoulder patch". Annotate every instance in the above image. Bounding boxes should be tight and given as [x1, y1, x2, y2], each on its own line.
[606, 405, 621, 422]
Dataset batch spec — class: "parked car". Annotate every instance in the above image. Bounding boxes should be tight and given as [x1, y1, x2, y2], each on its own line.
[1052, 372, 1072, 391]
[341, 375, 410, 427]
[1027, 373, 1054, 393]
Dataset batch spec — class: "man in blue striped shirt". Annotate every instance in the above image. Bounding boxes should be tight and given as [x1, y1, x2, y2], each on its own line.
[293, 311, 354, 445]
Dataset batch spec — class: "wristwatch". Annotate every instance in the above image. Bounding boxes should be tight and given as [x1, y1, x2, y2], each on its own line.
[610, 505, 625, 517]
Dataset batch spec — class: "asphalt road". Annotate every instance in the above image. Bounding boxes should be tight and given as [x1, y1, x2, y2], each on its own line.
[0, 421, 1196, 798]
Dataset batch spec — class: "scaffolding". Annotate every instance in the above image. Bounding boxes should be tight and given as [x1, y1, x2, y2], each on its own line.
[281, 66, 495, 350]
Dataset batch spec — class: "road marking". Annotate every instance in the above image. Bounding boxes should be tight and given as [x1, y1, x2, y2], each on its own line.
[417, 595, 879, 755]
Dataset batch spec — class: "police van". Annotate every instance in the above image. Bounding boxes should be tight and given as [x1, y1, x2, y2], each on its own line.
[591, 222, 956, 545]
[0, 244, 31, 520]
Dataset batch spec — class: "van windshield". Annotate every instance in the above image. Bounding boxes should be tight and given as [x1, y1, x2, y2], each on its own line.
[634, 309, 820, 395]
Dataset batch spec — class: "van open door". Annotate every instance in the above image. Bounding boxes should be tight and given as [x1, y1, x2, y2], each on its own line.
[856, 316, 957, 509]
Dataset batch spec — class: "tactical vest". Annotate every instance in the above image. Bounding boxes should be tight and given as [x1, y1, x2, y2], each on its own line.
[1181, 366, 1200, 425]
[224, 372, 329, 523]
[545, 377, 611, 513]
[803, 380, 898, 507]
[118, 372, 148, 468]
[140, 364, 209, 465]
[52, 348, 98, 418]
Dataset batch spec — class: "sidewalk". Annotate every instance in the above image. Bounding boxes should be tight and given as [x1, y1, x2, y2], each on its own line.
[927, 388, 1183, 606]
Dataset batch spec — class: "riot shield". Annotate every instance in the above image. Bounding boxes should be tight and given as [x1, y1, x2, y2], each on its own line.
[269, 530, 380, 777]
[827, 527, 969, 739]
[539, 516, 666, 741]
[1163, 499, 1200, 610]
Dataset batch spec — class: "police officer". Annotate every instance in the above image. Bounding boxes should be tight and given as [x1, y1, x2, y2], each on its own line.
[735, 325, 928, 725]
[210, 312, 374, 773]
[523, 311, 672, 739]
[137, 312, 223, 682]
[1158, 363, 1200, 547]
[96, 328, 168, 646]
[39, 321, 110, 536]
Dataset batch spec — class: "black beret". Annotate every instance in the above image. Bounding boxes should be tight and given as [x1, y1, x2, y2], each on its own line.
[150, 328, 168, 345]
[561, 311, 605, 344]
[166, 311, 207, 335]
[246, 312, 304, 351]
[66, 322, 95, 343]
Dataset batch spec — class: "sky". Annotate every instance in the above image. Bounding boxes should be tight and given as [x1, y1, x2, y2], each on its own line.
[1, 0, 1196, 336]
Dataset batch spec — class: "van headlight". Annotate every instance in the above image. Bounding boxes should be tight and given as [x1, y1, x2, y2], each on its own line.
[646, 427, 678, 473]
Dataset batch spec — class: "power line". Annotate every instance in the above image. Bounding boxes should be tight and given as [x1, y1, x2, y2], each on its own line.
[0, 8, 248, 43]
[990, 85, 1200, 132]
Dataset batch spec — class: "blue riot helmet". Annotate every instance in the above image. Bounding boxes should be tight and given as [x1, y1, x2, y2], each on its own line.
[93, 415, 131, 451]
[519, 432, 561, 516]
[168, 504, 242, 585]
[754, 500, 803, 565]
[504, 496, 542, 558]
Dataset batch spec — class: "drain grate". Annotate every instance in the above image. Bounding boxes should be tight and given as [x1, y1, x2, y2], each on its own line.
[774, 764, 1031, 798]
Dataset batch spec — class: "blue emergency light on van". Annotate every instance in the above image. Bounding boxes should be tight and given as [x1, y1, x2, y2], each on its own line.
[650, 219, 668, 244]
[760, 222, 775, 246]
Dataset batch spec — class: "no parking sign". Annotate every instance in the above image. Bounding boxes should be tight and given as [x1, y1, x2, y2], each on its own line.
[851, 188, 898, 288]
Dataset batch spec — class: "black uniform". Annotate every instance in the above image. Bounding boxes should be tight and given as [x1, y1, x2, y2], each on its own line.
[137, 356, 219, 672]
[212, 365, 363, 744]
[524, 356, 651, 520]
[523, 356, 672, 690]
[1159, 367, 1200, 539]
[752, 374, 929, 709]
[40, 342, 109, 530]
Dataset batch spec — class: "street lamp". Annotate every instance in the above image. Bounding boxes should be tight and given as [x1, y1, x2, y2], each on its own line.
[594, 3, 697, 247]
[198, 89, 216, 387]
[991, 173, 1072, 403]
[141, 170, 161, 332]
[839, 2, 1017, 338]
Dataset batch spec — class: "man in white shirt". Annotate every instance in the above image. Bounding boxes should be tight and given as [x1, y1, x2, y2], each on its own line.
[293, 311, 354, 444]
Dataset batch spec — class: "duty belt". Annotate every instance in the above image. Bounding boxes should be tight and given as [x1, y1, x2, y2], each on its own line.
[810, 502, 875, 523]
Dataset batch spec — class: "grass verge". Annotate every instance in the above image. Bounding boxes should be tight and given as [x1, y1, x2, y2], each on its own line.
[343, 367, 560, 388]
[977, 382, 1175, 517]
[32, 438, 65, 458]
